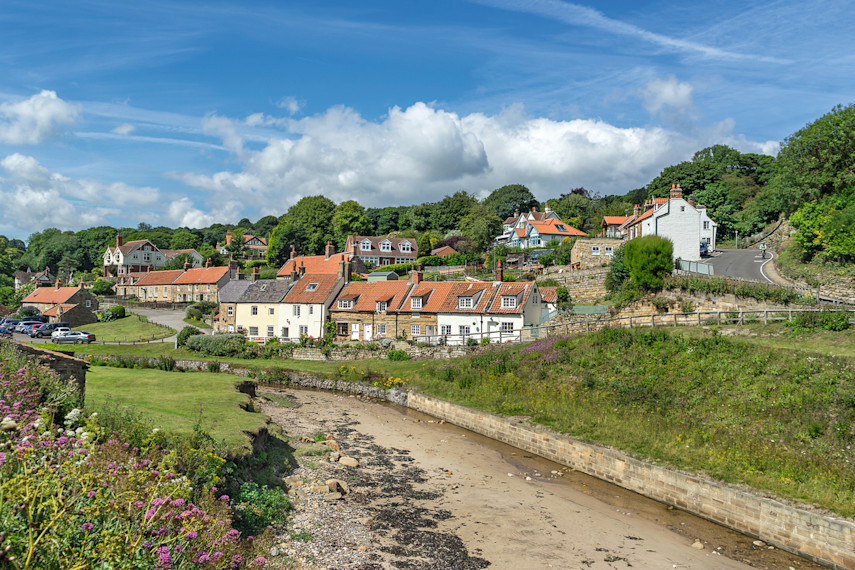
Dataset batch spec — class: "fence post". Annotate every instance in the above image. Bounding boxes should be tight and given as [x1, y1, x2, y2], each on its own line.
[629, 316, 633, 329]
[764, 310, 768, 325]
[718, 311, 722, 326]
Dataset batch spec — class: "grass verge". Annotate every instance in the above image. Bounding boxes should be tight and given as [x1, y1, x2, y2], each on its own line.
[74, 314, 174, 342]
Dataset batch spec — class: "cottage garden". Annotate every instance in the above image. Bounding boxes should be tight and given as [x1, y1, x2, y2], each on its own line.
[0, 343, 274, 569]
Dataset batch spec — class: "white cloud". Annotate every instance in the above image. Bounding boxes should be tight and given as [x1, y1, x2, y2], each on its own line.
[640, 77, 694, 117]
[0, 153, 160, 235]
[0, 90, 80, 145]
[165, 196, 239, 228]
[276, 96, 302, 115]
[112, 123, 136, 135]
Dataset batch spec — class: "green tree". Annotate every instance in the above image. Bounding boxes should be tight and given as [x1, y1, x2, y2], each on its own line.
[483, 184, 539, 219]
[550, 194, 593, 229]
[458, 203, 501, 252]
[266, 195, 336, 263]
[90, 279, 115, 296]
[332, 200, 369, 249]
[623, 236, 673, 291]
[431, 191, 477, 234]
[251, 215, 279, 238]
[170, 228, 201, 250]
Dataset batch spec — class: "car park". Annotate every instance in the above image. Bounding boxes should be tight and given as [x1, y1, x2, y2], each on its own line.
[15, 321, 43, 333]
[29, 322, 71, 338]
[51, 330, 96, 344]
[0, 327, 12, 338]
[1, 318, 21, 328]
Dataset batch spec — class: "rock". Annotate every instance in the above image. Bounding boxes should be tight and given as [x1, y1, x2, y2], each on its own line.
[326, 478, 349, 494]
[691, 541, 704, 550]
[269, 546, 279, 557]
[310, 484, 329, 493]
[339, 456, 359, 467]
[356, 517, 372, 525]
[323, 492, 343, 502]
[320, 439, 341, 451]
[752, 540, 765, 547]
[329, 451, 341, 462]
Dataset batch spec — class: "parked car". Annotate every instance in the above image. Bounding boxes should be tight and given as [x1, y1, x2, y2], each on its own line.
[51, 330, 96, 344]
[29, 322, 71, 338]
[22, 323, 43, 335]
[699, 241, 709, 256]
[1, 318, 21, 327]
[0, 327, 12, 338]
[15, 321, 43, 333]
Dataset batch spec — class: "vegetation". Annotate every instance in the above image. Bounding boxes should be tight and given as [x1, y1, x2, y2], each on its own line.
[75, 313, 174, 342]
[177, 325, 203, 346]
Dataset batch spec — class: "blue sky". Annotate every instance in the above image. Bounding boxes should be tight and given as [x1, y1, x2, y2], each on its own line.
[0, 0, 851, 240]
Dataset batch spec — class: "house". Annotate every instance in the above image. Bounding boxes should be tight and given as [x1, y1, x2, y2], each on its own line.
[216, 279, 253, 333]
[430, 245, 457, 257]
[103, 234, 171, 277]
[14, 267, 53, 290]
[481, 281, 543, 339]
[20, 280, 99, 327]
[233, 279, 292, 342]
[123, 262, 231, 303]
[344, 235, 418, 267]
[129, 270, 185, 302]
[435, 281, 499, 344]
[622, 184, 717, 261]
[569, 238, 625, 270]
[160, 248, 204, 268]
[217, 229, 268, 259]
[601, 216, 631, 238]
[329, 278, 414, 341]
[276, 242, 367, 279]
[496, 204, 585, 248]
[280, 273, 346, 340]
[172, 265, 232, 302]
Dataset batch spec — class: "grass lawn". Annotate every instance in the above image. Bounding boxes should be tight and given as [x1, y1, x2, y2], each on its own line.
[85, 367, 269, 452]
[75, 314, 174, 342]
[184, 318, 212, 329]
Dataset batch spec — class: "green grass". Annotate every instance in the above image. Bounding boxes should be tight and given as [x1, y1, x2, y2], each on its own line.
[75, 314, 174, 342]
[85, 367, 268, 452]
[184, 318, 212, 329]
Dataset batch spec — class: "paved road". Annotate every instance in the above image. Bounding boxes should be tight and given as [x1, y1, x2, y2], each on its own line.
[706, 248, 776, 283]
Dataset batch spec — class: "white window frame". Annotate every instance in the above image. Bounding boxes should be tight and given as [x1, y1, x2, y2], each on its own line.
[251, 306, 258, 316]
[380, 240, 392, 252]
[592, 246, 601, 256]
[458, 297, 473, 309]
[459, 325, 470, 336]
[605, 246, 613, 257]
[281, 326, 289, 337]
[299, 325, 309, 336]
[377, 324, 387, 335]
[306, 283, 318, 291]
[269, 307, 275, 316]
[411, 297, 422, 310]
[267, 326, 274, 337]
[377, 301, 388, 312]
[309, 305, 314, 315]
[440, 325, 452, 335]
[400, 241, 412, 252]
[227, 305, 233, 317]
[360, 239, 372, 251]
[501, 296, 517, 309]
[411, 324, 420, 336]
[338, 299, 353, 310]
[249, 326, 258, 336]
[293, 305, 301, 317]
[500, 322, 514, 333]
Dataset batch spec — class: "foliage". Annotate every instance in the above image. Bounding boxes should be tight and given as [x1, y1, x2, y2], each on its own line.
[90, 278, 115, 296]
[387, 349, 411, 361]
[623, 236, 674, 291]
[482, 184, 539, 219]
[789, 191, 855, 263]
[663, 274, 804, 306]
[332, 200, 369, 250]
[177, 325, 203, 347]
[186, 333, 249, 357]
[458, 203, 502, 252]
[231, 482, 291, 536]
[604, 243, 628, 292]
[785, 310, 851, 332]
[266, 195, 336, 265]
[110, 305, 126, 319]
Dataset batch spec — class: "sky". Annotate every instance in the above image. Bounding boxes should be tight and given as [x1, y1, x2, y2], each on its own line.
[0, 0, 852, 241]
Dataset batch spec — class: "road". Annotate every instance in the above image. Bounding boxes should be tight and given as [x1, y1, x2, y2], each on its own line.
[706, 248, 776, 283]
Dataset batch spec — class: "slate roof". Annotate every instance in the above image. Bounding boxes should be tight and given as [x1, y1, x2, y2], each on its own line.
[236, 279, 292, 303]
[105, 239, 156, 256]
[218, 279, 253, 303]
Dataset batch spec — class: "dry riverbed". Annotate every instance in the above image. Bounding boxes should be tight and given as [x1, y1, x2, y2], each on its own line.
[259, 387, 822, 570]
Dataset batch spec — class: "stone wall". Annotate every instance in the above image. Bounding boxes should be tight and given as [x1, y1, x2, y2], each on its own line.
[289, 344, 473, 361]
[9, 341, 88, 401]
[540, 268, 609, 302]
[570, 238, 623, 270]
[275, 370, 855, 570]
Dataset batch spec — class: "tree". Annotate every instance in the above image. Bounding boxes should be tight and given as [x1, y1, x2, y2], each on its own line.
[483, 184, 539, 219]
[332, 200, 369, 249]
[458, 203, 501, 252]
[550, 194, 593, 229]
[430, 191, 477, 234]
[769, 103, 855, 215]
[251, 215, 279, 238]
[623, 236, 673, 291]
[90, 279, 115, 295]
[170, 228, 201, 250]
[267, 196, 336, 262]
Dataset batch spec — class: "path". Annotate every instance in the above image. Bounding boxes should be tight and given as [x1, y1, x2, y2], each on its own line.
[707, 249, 777, 283]
[262, 388, 821, 569]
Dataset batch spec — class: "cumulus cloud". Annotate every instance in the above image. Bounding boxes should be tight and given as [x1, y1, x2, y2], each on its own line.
[0, 153, 160, 235]
[164, 196, 240, 228]
[0, 90, 80, 145]
[112, 123, 136, 135]
[171, 101, 694, 213]
[276, 96, 302, 115]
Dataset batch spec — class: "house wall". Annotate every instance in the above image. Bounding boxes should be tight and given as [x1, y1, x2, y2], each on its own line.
[235, 302, 279, 341]
[571, 239, 623, 270]
[219, 303, 238, 332]
[279, 302, 326, 339]
[329, 310, 401, 341]
[640, 199, 703, 261]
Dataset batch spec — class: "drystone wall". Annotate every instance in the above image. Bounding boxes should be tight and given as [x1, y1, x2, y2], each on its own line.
[275, 370, 855, 570]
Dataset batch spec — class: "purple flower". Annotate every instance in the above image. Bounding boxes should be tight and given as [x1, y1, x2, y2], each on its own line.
[218, 494, 229, 502]
[185, 531, 198, 539]
[80, 522, 94, 531]
[87, 491, 97, 498]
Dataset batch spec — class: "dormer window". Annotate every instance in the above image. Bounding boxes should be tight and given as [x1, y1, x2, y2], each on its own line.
[400, 241, 412, 253]
[306, 283, 318, 291]
[360, 239, 372, 251]
[458, 297, 473, 309]
[501, 296, 517, 309]
[411, 296, 422, 310]
[377, 301, 388, 312]
[380, 240, 392, 252]
[555, 224, 567, 232]
[338, 299, 353, 309]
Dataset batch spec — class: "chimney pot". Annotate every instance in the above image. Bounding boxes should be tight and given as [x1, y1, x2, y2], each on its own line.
[116, 233, 123, 248]
[496, 258, 504, 282]
[325, 240, 335, 258]
[183, 260, 190, 271]
[289, 245, 296, 261]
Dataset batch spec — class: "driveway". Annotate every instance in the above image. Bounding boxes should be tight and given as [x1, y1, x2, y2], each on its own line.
[706, 248, 776, 283]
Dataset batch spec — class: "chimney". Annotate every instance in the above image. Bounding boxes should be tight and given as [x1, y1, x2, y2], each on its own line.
[496, 258, 504, 282]
[544, 202, 551, 213]
[410, 267, 422, 285]
[514, 208, 519, 217]
[289, 245, 296, 261]
[670, 183, 683, 200]
[633, 204, 641, 217]
[688, 193, 695, 207]
[532, 206, 537, 213]
[183, 260, 190, 272]
[116, 233, 123, 248]
[251, 266, 259, 282]
[225, 229, 232, 246]
[299, 261, 305, 277]
[350, 240, 358, 257]
[55, 278, 62, 290]
[236, 266, 244, 280]
[337, 258, 353, 282]
[290, 264, 298, 282]
[205, 258, 211, 269]
[325, 240, 335, 258]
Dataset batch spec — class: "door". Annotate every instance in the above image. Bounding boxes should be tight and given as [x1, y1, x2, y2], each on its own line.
[364, 324, 372, 340]
[351, 323, 359, 340]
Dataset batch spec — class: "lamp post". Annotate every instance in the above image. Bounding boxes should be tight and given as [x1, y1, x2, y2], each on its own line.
[735, 230, 738, 249]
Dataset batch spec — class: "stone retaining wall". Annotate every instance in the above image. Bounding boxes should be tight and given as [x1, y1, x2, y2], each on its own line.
[275, 371, 855, 570]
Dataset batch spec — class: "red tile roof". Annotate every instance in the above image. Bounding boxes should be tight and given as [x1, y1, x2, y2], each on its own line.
[434, 282, 497, 313]
[430, 245, 457, 257]
[539, 287, 557, 303]
[282, 274, 342, 304]
[530, 219, 586, 236]
[602, 216, 630, 226]
[173, 266, 230, 285]
[43, 304, 77, 317]
[487, 282, 532, 314]
[134, 270, 185, 286]
[277, 253, 353, 277]
[333, 281, 413, 312]
[22, 286, 83, 305]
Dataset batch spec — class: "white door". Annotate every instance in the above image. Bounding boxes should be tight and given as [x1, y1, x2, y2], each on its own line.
[351, 323, 359, 340]
[364, 324, 372, 340]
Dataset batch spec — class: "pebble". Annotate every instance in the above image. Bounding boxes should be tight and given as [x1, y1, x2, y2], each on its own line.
[691, 541, 704, 550]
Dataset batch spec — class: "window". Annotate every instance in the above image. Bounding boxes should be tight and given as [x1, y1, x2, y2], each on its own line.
[153, 288, 158, 298]
[360, 239, 372, 251]
[309, 306, 313, 315]
[459, 325, 470, 336]
[163, 287, 167, 296]
[269, 307, 275, 316]
[267, 326, 274, 337]
[227, 305, 233, 317]
[555, 224, 567, 232]
[363, 256, 379, 265]
[458, 297, 473, 309]
[85, 299, 92, 307]
[249, 326, 258, 336]
[251, 306, 258, 316]
[293, 305, 301, 317]
[440, 325, 452, 335]
[399, 241, 412, 252]
[605, 246, 613, 256]
[377, 324, 387, 335]
[410, 297, 422, 310]
[501, 296, 517, 309]
[377, 301, 388, 312]
[500, 322, 514, 333]
[411, 324, 420, 336]
[299, 325, 308, 335]
[337, 322, 348, 336]
[281, 327, 289, 337]
[338, 299, 353, 309]
[380, 240, 392, 252]
[143, 252, 151, 262]
[681, 206, 686, 212]
[703, 221, 710, 230]
[592, 246, 601, 256]
[306, 283, 318, 291]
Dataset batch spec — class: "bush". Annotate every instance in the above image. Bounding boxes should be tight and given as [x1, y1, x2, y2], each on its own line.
[186, 307, 203, 321]
[109, 305, 126, 319]
[186, 333, 248, 357]
[479, 337, 490, 346]
[605, 244, 628, 292]
[90, 279, 115, 296]
[387, 349, 411, 361]
[231, 482, 290, 535]
[177, 325, 203, 347]
[624, 236, 674, 291]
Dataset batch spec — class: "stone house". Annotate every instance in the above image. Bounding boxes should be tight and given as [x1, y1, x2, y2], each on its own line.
[215, 279, 253, 333]
[329, 279, 415, 341]
[570, 238, 625, 270]
[276, 242, 368, 280]
[20, 280, 99, 327]
[345, 235, 418, 267]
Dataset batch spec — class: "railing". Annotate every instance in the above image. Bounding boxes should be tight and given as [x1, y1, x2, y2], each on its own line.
[674, 259, 714, 275]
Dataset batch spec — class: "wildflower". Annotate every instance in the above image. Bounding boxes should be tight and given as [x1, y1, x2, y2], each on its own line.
[80, 522, 94, 532]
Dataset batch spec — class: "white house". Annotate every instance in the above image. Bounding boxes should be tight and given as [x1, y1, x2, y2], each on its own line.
[623, 184, 717, 261]
[279, 273, 345, 340]
[103, 234, 169, 276]
[496, 204, 586, 248]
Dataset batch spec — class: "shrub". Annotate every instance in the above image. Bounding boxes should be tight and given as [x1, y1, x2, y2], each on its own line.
[109, 305, 126, 319]
[624, 235, 674, 291]
[231, 482, 291, 536]
[186, 307, 203, 321]
[90, 279, 115, 296]
[479, 337, 490, 346]
[186, 333, 248, 356]
[156, 356, 177, 371]
[387, 349, 411, 361]
[177, 325, 203, 347]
